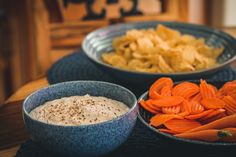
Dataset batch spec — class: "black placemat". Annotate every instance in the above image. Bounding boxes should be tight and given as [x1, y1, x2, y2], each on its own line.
[16, 50, 236, 157]
[47, 50, 236, 85]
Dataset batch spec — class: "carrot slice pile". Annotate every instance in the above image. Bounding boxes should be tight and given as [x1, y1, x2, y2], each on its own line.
[149, 77, 173, 99]
[147, 96, 184, 108]
[222, 95, 236, 115]
[162, 105, 181, 114]
[190, 93, 202, 102]
[219, 81, 236, 99]
[185, 109, 214, 120]
[139, 77, 236, 142]
[164, 119, 201, 133]
[172, 82, 199, 99]
[200, 79, 217, 98]
[149, 114, 182, 127]
[189, 101, 204, 114]
[201, 98, 226, 109]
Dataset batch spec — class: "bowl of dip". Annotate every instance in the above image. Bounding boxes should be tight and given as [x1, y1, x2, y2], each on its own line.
[23, 81, 137, 157]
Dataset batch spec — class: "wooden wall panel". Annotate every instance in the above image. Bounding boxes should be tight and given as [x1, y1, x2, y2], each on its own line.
[6, 0, 38, 91]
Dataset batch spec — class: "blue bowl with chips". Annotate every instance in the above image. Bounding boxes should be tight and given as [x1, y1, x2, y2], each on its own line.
[82, 21, 236, 85]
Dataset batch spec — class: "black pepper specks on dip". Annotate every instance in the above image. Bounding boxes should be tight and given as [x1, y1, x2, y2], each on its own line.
[29, 94, 129, 126]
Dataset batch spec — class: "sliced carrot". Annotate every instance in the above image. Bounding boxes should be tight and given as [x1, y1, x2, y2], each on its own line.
[200, 79, 217, 99]
[160, 85, 172, 97]
[208, 84, 218, 93]
[189, 101, 204, 114]
[162, 105, 181, 114]
[219, 81, 236, 97]
[222, 95, 236, 115]
[159, 128, 180, 134]
[139, 99, 159, 114]
[201, 98, 225, 109]
[164, 119, 202, 133]
[179, 100, 191, 116]
[190, 93, 202, 102]
[220, 128, 236, 142]
[228, 93, 236, 101]
[172, 82, 199, 99]
[199, 109, 225, 121]
[200, 112, 227, 124]
[148, 96, 184, 108]
[149, 114, 183, 127]
[185, 109, 214, 120]
[187, 114, 236, 133]
[176, 128, 236, 142]
[149, 77, 173, 99]
[175, 129, 220, 142]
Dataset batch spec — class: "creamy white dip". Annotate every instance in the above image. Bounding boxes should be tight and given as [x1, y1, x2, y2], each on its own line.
[29, 94, 129, 126]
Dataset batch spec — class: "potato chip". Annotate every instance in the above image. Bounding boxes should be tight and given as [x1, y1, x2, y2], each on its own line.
[101, 24, 224, 73]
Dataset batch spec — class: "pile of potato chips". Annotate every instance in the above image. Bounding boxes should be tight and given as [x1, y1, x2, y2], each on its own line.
[102, 25, 224, 73]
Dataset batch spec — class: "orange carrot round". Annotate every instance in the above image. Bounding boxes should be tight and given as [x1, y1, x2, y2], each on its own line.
[139, 99, 159, 114]
[164, 119, 201, 133]
[148, 96, 184, 108]
[187, 114, 236, 133]
[162, 105, 181, 114]
[176, 128, 236, 142]
[175, 129, 219, 142]
[172, 82, 199, 99]
[200, 79, 217, 99]
[149, 114, 183, 127]
[199, 109, 225, 121]
[185, 109, 214, 120]
[201, 98, 226, 109]
[220, 128, 236, 142]
[149, 77, 173, 99]
[189, 101, 204, 114]
[222, 95, 236, 115]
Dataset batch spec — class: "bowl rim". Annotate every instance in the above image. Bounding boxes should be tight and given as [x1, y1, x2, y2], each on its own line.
[137, 90, 236, 146]
[23, 80, 137, 128]
[82, 21, 236, 76]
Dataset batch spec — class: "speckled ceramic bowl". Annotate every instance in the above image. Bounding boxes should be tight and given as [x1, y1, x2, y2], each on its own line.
[82, 21, 236, 84]
[23, 81, 137, 157]
[138, 81, 236, 147]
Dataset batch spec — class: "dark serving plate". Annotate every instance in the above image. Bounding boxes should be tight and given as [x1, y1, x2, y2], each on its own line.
[138, 80, 236, 148]
[82, 21, 236, 84]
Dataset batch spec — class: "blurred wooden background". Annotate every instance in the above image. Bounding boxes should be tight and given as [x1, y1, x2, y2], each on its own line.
[0, 0, 209, 103]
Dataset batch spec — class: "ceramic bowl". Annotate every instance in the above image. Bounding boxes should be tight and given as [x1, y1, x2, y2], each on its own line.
[82, 21, 236, 85]
[23, 81, 137, 157]
[138, 81, 236, 147]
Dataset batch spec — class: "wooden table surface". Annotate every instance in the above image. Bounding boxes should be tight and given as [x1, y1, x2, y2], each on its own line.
[1, 27, 236, 157]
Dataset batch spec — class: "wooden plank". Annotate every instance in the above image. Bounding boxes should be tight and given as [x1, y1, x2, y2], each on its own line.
[44, 0, 64, 22]
[63, 2, 88, 21]
[50, 20, 109, 30]
[33, 0, 51, 73]
[50, 20, 109, 49]
[0, 100, 29, 150]
[124, 13, 180, 22]
[0, 58, 6, 102]
[5, 0, 38, 91]
[178, 0, 189, 22]
[51, 35, 84, 49]
[4, 77, 48, 105]
[0, 146, 20, 157]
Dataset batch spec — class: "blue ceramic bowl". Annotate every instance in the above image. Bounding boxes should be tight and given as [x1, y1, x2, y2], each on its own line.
[138, 81, 236, 147]
[82, 21, 236, 84]
[23, 81, 137, 157]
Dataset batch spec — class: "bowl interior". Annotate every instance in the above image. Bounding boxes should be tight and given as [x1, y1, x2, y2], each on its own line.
[23, 81, 137, 115]
[138, 81, 236, 146]
[83, 21, 236, 74]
